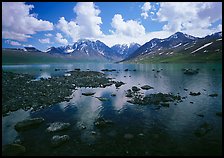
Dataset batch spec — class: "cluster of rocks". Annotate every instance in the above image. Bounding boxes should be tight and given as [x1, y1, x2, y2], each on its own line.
[182, 68, 199, 75]
[11, 118, 72, 152]
[2, 70, 119, 115]
[46, 122, 71, 132]
[115, 81, 125, 88]
[189, 92, 201, 96]
[126, 89, 181, 106]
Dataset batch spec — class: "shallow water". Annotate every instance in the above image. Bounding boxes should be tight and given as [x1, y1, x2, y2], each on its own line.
[2, 63, 222, 156]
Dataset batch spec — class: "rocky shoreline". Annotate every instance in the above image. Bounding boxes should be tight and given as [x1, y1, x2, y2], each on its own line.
[2, 70, 116, 115]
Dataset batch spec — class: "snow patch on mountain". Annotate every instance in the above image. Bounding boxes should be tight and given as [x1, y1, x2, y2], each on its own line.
[191, 42, 213, 54]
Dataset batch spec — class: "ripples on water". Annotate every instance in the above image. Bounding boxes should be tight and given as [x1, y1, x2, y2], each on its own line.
[2, 63, 222, 156]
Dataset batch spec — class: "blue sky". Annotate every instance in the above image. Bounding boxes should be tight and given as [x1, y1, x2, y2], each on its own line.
[2, 2, 222, 51]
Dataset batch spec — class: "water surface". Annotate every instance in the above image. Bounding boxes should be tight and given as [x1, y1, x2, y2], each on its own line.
[2, 63, 222, 156]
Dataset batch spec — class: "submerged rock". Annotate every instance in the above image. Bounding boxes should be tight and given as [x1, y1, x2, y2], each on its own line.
[196, 114, 204, 117]
[111, 93, 116, 96]
[183, 68, 199, 75]
[125, 89, 133, 97]
[82, 92, 95, 96]
[96, 97, 110, 101]
[115, 81, 125, 88]
[141, 85, 154, 90]
[2, 144, 26, 156]
[101, 69, 116, 72]
[132, 86, 141, 92]
[189, 92, 201, 96]
[160, 102, 169, 107]
[216, 112, 222, 117]
[51, 135, 70, 147]
[14, 117, 45, 132]
[209, 93, 218, 97]
[46, 122, 71, 132]
[94, 117, 113, 128]
[194, 122, 213, 137]
[124, 133, 134, 140]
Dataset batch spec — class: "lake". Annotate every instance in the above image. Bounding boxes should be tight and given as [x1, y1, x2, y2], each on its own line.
[2, 62, 222, 156]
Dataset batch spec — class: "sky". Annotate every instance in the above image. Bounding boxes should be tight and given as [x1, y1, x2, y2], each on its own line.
[2, 2, 222, 51]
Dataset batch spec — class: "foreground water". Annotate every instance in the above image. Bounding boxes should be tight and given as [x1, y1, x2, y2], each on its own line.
[2, 63, 222, 156]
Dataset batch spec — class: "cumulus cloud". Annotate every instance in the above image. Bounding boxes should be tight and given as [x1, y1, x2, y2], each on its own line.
[156, 2, 222, 36]
[39, 38, 50, 44]
[2, 2, 53, 41]
[55, 33, 68, 45]
[111, 14, 145, 37]
[141, 2, 151, 19]
[56, 2, 103, 42]
[45, 33, 53, 37]
[5, 40, 21, 46]
[98, 31, 173, 47]
[217, 24, 222, 32]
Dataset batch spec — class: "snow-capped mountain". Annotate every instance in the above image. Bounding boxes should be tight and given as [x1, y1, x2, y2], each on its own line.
[46, 39, 122, 61]
[126, 32, 199, 60]
[123, 31, 222, 62]
[111, 43, 141, 58]
[24, 47, 42, 53]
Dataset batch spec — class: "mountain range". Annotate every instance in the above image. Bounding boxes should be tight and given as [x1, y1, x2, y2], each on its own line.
[45, 39, 140, 61]
[3, 31, 222, 63]
[123, 31, 222, 63]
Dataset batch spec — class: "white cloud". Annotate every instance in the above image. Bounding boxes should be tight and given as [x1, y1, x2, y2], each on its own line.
[111, 14, 145, 37]
[5, 40, 21, 46]
[55, 33, 68, 45]
[2, 31, 32, 41]
[57, 2, 103, 42]
[156, 2, 222, 36]
[98, 31, 173, 47]
[45, 33, 53, 37]
[2, 2, 53, 41]
[141, 2, 151, 19]
[217, 24, 222, 32]
[39, 38, 50, 44]
[141, 12, 148, 19]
